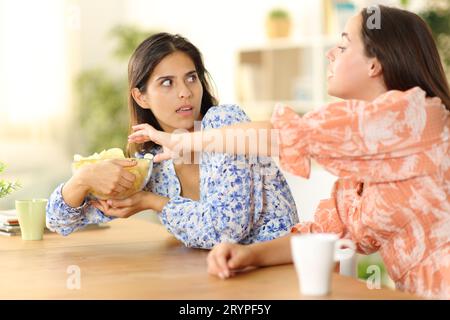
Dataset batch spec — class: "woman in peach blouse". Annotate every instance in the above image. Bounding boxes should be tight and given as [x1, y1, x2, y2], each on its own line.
[128, 6, 450, 299]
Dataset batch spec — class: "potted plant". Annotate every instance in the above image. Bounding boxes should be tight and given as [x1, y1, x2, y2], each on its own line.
[0, 162, 20, 199]
[266, 8, 292, 39]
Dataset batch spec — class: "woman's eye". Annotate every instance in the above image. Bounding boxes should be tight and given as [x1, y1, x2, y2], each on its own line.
[161, 79, 172, 87]
[187, 74, 197, 83]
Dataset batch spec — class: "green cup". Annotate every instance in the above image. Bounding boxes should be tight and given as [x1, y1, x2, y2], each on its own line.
[15, 199, 48, 241]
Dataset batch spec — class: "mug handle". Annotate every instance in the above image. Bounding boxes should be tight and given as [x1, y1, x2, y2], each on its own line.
[334, 239, 356, 262]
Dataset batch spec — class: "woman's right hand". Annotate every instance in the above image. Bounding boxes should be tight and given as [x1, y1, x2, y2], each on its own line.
[76, 159, 137, 198]
[207, 243, 256, 279]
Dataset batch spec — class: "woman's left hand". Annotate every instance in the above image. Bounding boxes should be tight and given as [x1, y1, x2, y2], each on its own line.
[91, 191, 149, 218]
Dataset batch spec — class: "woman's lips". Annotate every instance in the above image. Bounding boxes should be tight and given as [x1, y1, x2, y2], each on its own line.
[327, 66, 334, 79]
[176, 106, 194, 116]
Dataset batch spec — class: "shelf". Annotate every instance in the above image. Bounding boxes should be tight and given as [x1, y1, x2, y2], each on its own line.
[236, 44, 333, 113]
[234, 1, 356, 122]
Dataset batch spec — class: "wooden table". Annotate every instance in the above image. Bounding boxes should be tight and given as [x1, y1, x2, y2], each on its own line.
[0, 219, 419, 299]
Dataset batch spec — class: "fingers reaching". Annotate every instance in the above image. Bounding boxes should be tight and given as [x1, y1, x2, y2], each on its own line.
[128, 130, 151, 144]
[131, 124, 151, 132]
[154, 152, 173, 163]
[128, 124, 155, 144]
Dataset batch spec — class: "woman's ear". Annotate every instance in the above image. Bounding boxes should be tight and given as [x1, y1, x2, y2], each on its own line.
[131, 88, 151, 110]
[368, 58, 383, 78]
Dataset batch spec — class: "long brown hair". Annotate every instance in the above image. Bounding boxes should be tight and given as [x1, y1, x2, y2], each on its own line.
[126, 33, 218, 156]
[361, 5, 450, 111]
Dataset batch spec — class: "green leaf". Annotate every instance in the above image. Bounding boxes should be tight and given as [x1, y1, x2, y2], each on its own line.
[0, 161, 21, 199]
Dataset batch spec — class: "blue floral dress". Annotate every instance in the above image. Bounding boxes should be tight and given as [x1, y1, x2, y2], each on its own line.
[46, 105, 299, 248]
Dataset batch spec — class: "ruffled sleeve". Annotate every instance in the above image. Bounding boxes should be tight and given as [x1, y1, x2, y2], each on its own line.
[46, 183, 114, 236]
[271, 87, 449, 183]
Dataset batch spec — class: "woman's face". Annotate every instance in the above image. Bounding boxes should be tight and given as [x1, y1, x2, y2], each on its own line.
[326, 14, 384, 100]
[141, 51, 203, 133]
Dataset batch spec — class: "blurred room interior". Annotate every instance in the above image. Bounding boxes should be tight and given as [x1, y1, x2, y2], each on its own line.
[1, 0, 448, 285]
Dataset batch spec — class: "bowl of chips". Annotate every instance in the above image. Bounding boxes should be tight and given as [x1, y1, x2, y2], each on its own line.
[72, 148, 153, 200]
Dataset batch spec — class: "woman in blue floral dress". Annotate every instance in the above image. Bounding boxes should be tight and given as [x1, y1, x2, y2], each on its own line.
[46, 33, 298, 248]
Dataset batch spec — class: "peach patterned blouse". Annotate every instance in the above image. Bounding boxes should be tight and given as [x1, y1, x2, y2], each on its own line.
[271, 87, 449, 299]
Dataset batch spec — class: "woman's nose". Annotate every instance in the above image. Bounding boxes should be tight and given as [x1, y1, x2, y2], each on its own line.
[179, 83, 192, 99]
[326, 47, 335, 62]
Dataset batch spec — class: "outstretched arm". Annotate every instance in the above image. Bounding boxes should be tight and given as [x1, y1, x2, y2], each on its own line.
[128, 121, 278, 162]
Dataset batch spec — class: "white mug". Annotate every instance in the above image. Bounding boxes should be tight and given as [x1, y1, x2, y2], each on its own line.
[339, 248, 357, 278]
[291, 233, 356, 296]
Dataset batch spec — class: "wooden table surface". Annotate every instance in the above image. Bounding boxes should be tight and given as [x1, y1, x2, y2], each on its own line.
[0, 219, 419, 300]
